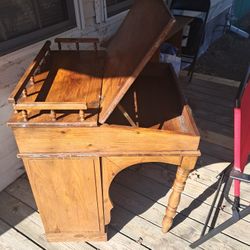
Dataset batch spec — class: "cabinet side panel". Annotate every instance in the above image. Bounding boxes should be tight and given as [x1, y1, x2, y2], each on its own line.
[23, 158, 102, 234]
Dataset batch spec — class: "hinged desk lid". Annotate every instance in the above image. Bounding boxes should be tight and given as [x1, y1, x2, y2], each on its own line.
[99, 0, 175, 124]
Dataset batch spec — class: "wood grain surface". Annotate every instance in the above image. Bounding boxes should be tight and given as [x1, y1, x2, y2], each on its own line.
[23, 157, 105, 241]
[99, 0, 175, 123]
[7, 0, 201, 242]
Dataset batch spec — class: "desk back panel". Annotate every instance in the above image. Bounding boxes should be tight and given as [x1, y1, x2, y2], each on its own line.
[99, 0, 175, 123]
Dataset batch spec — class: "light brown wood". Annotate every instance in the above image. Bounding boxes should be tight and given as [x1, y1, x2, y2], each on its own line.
[8, 41, 51, 104]
[8, 50, 106, 126]
[162, 156, 198, 232]
[12, 126, 200, 154]
[17, 150, 200, 158]
[5, 70, 250, 248]
[15, 102, 88, 111]
[8, 0, 200, 242]
[102, 156, 183, 225]
[46, 232, 107, 242]
[117, 104, 137, 127]
[23, 157, 105, 240]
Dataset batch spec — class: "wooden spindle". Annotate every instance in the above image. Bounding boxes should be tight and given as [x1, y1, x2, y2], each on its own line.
[22, 110, 28, 122]
[50, 110, 56, 122]
[79, 110, 85, 122]
[22, 88, 27, 98]
[76, 42, 79, 51]
[30, 75, 35, 85]
[13, 104, 18, 114]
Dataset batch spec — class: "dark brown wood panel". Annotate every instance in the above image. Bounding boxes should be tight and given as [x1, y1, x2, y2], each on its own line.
[99, 0, 175, 123]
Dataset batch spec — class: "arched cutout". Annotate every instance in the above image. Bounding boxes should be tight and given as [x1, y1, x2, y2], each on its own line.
[101, 156, 182, 225]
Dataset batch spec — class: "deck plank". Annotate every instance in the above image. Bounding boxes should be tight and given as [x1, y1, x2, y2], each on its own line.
[0, 218, 42, 250]
[111, 181, 249, 249]
[115, 168, 250, 245]
[5, 175, 198, 249]
[0, 191, 96, 250]
[5, 177, 193, 249]
[133, 162, 250, 219]
[4, 177, 148, 250]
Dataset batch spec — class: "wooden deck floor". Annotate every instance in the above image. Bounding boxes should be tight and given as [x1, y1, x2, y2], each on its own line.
[1, 73, 250, 250]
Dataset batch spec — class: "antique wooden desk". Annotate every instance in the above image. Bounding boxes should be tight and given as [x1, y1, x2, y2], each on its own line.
[8, 0, 200, 242]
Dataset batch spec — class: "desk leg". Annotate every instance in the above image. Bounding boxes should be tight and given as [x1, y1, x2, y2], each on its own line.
[162, 156, 197, 233]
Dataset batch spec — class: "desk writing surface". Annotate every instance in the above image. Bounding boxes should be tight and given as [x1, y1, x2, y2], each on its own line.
[9, 51, 106, 127]
[37, 51, 104, 109]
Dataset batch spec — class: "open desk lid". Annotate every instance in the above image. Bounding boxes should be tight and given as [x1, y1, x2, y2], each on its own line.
[98, 0, 175, 124]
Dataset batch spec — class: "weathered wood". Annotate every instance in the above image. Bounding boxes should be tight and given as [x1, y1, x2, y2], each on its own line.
[15, 102, 88, 111]
[8, 50, 106, 127]
[110, 181, 248, 249]
[102, 155, 183, 225]
[162, 156, 197, 232]
[7, 0, 200, 242]
[23, 157, 105, 241]
[114, 168, 250, 246]
[131, 158, 250, 219]
[4, 169, 250, 249]
[13, 126, 200, 154]
[4, 177, 193, 249]
[8, 41, 51, 104]
[182, 80, 237, 102]
[199, 129, 233, 150]
[181, 71, 241, 88]
[194, 117, 233, 137]
[0, 218, 42, 250]
[99, 0, 175, 123]
[110, 205, 194, 250]
[18, 150, 200, 158]
[0, 189, 143, 250]
[117, 104, 137, 127]
[54, 37, 99, 52]
[0, 193, 95, 250]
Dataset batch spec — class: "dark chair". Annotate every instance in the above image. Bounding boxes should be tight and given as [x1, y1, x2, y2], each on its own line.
[170, 0, 210, 82]
[190, 66, 250, 248]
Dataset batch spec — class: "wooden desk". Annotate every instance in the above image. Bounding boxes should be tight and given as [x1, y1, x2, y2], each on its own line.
[8, 0, 200, 242]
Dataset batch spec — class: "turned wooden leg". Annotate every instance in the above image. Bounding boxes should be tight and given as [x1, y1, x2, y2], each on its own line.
[162, 156, 197, 233]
